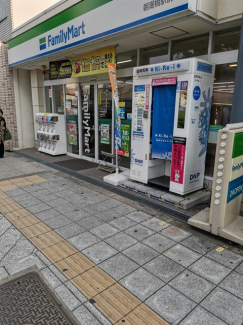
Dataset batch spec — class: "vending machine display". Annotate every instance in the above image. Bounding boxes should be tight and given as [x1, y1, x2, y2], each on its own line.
[35, 113, 67, 156]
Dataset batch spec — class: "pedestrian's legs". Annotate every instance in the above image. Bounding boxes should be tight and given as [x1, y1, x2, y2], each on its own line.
[0, 140, 4, 158]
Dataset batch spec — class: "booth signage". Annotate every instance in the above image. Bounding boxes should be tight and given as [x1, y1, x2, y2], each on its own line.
[135, 61, 190, 77]
[49, 47, 116, 80]
[171, 137, 186, 184]
[152, 77, 177, 86]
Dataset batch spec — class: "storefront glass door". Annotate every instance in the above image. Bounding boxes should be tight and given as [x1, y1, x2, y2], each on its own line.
[81, 84, 95, 159]
[65, 83, 79, 155]
[98, 83, 113, 161]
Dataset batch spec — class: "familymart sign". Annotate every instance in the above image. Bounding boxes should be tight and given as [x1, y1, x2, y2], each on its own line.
[8, 0, 196, 66]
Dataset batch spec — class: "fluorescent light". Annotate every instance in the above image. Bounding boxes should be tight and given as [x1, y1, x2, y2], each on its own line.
[214, 82, 234, 85]
[229, 64, 237, 67]
[214, 86, 227, 88]
[117, 59, 132, 65]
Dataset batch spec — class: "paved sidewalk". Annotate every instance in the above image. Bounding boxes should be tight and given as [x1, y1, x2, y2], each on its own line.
[0, 154, 243, 325]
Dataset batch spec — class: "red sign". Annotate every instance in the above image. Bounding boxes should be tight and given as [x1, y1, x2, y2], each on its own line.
[171, 137, 186, 185]
[152, 77, 177, 86]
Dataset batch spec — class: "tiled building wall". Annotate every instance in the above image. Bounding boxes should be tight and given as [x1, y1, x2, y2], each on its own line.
[0, 42, 18, 149]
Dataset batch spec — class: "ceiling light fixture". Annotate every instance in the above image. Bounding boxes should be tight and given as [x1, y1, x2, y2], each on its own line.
[229, 64, 237, 68]
[117, 59, 132, 64]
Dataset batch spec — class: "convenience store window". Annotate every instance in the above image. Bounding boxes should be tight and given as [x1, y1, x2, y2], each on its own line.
[205, 63, 237, 177]
[116, 50, 137, 70]
[140, 44, 169, 65]
[172, 34, 209, 60]
[53, 85, 64, 114]
[117, 77, 133, 168]
[45, 86, 52, 113]
[213, 28, 241, 53]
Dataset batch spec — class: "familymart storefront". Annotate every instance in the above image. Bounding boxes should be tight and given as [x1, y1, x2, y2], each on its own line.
[8, 0, 241, 176]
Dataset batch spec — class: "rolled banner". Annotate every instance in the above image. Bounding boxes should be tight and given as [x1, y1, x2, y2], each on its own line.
[107, 63, 122, 151]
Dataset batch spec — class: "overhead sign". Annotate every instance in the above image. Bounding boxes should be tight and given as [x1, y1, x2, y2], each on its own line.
[49, 47, 115, 79]
[135, 61, 190, 77]
[8, 0, 195, 66]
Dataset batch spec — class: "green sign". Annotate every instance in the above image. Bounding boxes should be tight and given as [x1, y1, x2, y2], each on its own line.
[121, 124, 130, 157]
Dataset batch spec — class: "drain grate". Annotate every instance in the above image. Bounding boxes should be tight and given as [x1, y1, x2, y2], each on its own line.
[0, 271, 79, 325]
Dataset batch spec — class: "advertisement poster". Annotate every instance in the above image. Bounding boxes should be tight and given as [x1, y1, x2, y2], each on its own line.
[171, 137, 186, 185]
[177, 81, 188, 129]
[49, 60, 72, 80]
[100, 124, 110, 145]
[67, 121, 78, 146]
[107, 63, 122, 152]
[133, 85, 145, 141]
[115, 124, 130, 157]
[120, 102, 126, 119]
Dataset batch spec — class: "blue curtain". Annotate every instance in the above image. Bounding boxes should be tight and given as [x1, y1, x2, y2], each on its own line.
[152, 85, 176, 160]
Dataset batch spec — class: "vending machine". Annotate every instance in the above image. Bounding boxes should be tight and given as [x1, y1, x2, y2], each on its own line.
[130, 58, 215, 195]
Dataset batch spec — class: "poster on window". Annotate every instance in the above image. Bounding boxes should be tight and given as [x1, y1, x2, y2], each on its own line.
[170, 137, 186, 185]
[100, 124, 110, 145]
[115, 124, 130, 157]
[177, 81, 188, 129]
[67, 121, 78, 146]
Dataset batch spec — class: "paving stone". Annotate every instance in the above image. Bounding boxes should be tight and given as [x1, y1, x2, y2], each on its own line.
[143, 233, 176, 253]
[82, 204, 108, 214]
[0, 228, 22, 261]
[12, 193, 35, 202]
[105, 233, 138, 252]
[206, 247, 243, 269]
[26, 203, 51, 214]
[84, 301, 112, 325]
[120, 267, 164, 301]
[0, 239, 34, 267]
[82, 241, 118, 264]
[31, 189, 51, 198]
[112, 204, 137, 216]
[125, 224, 155, 241]
[219, 271, 243, 299]
[90, 224, 119, 240]
[100, 198, 123, 209]
[35, 208, 61, 221]
[189, 257, 231, 285]
[65, 210, 91, 222]
[95, 210, 121, 222]
[181, 235, 216, 255]
[44, 215, 72, 229]
[41, 267, 62, 289]
[55, 203, 80, 214]
[99, 253, 139, 280]
[5, 188, 26, 197]
[49, 264, 68, 283]
[0, 267, 8, 280]
[141, 217, 171, 232]
[55, 223, 85, 239]
[146, 285, 196, 325]
[68, 232, 100, 251]
[45, 198, 71, 208]
[170, 270, 215, 303]
[161, 226, 191, 242]
[64, 281, 87, 303]
[55, 284, 81, 311]
[0, 216, 11, 236]
[201, 287, 243, 325]
[180, 306, 227, 325]
[19, 198, 42, 208]
[35, 251, 52, 266]
[23, 184, 43, 193]
[164, 244, 201, 267]
[126, 210, 151, 222]
[39, 194, 61, 204]
[74, 305, 103, 325]
[5, 254, 45, 275]
[235, 261, 243, 275]
[89, 194, 108, 203]
[144, 255, 185, 283]
[77, 216, 105, 230]
[123, 243, 159, 266]
[109, 216, 137, 231]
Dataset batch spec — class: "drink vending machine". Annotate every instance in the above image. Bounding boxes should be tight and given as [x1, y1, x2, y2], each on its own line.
[130, 58, 215, 196]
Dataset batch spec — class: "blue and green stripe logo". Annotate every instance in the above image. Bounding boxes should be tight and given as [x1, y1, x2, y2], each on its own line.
[39, 37, 46, 51]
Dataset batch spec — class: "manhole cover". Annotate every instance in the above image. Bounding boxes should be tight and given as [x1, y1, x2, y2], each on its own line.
[0, 271, 79, 325]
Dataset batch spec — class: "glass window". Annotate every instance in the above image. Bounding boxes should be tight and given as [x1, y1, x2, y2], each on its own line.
[0, 0, 6, 20]
[45, 86, 52, 113]
[205, 63, 237, 177]
[117, 77, 133, 168]
[116, 50, 137, 70]
[172, 34, 209, 60]
[53, 85, 64, 114]
[213, 28, 241, 53]
[65, 83, 79, 155]
[140, 44, 169, 66]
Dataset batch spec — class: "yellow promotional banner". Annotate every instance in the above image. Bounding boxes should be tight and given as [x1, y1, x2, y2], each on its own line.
[71, 47, 116, 78]
[107, 63, 122, 152]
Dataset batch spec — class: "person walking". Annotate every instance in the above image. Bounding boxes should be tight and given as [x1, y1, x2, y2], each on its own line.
[0, 109, 6, 158]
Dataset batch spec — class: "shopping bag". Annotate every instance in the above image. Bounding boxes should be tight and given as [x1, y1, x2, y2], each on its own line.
[4, 129, 12, 141]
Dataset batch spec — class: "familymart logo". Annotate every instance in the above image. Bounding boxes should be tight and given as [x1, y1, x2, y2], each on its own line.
[39, 22, 86, 51]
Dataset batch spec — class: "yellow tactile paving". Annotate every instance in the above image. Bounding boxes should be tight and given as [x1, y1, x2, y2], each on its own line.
[42, 241, 78, 263]
[71, 267, 116, 299]
[94, 283, 141, 324]
[30, 231, 63, 250]
[55, 252, 95, 280]
[116, 304, 170, 325]
[0, 175, 169, 325]
[20, 223, 51, 239]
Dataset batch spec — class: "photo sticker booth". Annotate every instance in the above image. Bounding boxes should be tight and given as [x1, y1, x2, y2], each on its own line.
[130, 58, 215, 196]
